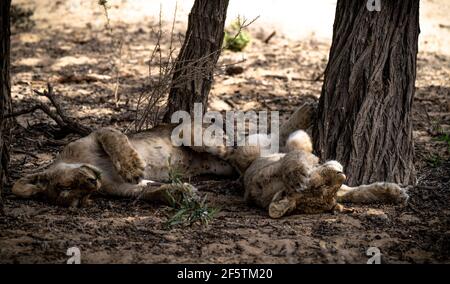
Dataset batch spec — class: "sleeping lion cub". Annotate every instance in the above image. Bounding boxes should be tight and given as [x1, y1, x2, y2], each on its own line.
[12, 124, 236, 207]
[244, 130, 409, 218]
[12, 103, 409, 217]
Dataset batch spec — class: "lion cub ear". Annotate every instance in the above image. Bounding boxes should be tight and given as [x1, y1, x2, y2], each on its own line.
[12, 173, 49, 198]
[268, 191, 297, 219]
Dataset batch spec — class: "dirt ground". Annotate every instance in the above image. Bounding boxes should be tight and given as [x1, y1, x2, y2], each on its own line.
[1, 0, 449, 263]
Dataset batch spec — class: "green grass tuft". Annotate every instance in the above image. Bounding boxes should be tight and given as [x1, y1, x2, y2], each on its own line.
[436, 133, 450, 151]
[164, 190, 220, 228]
[426, 154, 443, 167]
[163, 158, 220, 229]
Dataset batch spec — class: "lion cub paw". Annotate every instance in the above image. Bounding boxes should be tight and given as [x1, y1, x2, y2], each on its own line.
[385, 183, 409, 205]
[115, 150, 146, 184]
[333, 203, 355, 214]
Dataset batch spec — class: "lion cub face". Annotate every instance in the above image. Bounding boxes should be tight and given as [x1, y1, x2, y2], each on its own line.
[269, 160, 347, 218]
[12, 163, 102, 207]
[308, 161, 346, 190]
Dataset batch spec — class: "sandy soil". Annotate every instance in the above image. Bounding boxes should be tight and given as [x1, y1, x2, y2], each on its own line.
[0, 0, 449, 263]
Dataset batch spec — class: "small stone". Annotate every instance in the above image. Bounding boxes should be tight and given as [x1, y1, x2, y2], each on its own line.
[398, 214, 421, 224]
[225, 65, 244, 76]
[363, 209, 389, 223]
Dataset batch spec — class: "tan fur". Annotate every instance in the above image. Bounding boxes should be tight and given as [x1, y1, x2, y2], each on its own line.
[243, 104, 409, 218]
[244, 145, 408, 218]
[12, 103, 409, 217]
[12, 124, 235, 207]
[337, 183, 409, 205]
[279, 101, 316, 148]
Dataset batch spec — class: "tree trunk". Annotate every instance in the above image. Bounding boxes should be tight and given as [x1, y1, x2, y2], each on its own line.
[313, 0, 420, 186]
[0, 0, 12, 212]
[163, 0, 229, 122]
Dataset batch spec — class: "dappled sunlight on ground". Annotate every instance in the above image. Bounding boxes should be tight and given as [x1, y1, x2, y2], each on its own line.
[2, 0, 449, 263]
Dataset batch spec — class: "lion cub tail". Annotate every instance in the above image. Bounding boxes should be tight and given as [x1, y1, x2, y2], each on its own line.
[285, 130, 313, 153]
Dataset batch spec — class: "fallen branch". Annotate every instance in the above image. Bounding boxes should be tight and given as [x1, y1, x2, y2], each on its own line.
[4, 83, 92, 137]
[264, 31, 276, 44]
[4, 105, 42, 118]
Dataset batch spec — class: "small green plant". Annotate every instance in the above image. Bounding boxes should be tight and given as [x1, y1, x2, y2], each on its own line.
[436, 133, 450, 151]
[224, 19, 251, 52]
[167, 157, 184, 185]
[430, 119, 444, 135]
[163, 158, 220, 229]
[224, 30, 250, 52]
[164, 189, 220, 228]
[426, 154, 442, 167]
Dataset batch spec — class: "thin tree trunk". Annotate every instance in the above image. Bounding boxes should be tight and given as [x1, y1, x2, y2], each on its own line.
[163, 0, 229, 122]
[313, 0, 420, 186]
[0, 0, 12, 212]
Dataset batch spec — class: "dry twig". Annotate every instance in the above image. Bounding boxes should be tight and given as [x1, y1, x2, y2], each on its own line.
[4, 83, 92, 136]
[264, 31, 276, 44]
[132, 13, 258, 132]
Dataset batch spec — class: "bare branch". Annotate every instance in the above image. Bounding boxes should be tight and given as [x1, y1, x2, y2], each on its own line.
[132, 13, 258, 132]
[6, 83, 92, 137]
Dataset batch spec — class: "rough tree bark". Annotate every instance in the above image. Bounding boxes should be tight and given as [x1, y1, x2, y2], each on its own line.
[0, 0, 12, 212]
[163, 0, 229, 122]
[313, 0, 420, 186]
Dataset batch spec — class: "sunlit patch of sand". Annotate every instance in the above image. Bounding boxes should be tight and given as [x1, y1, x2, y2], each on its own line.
[51, 56, 99, 71]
